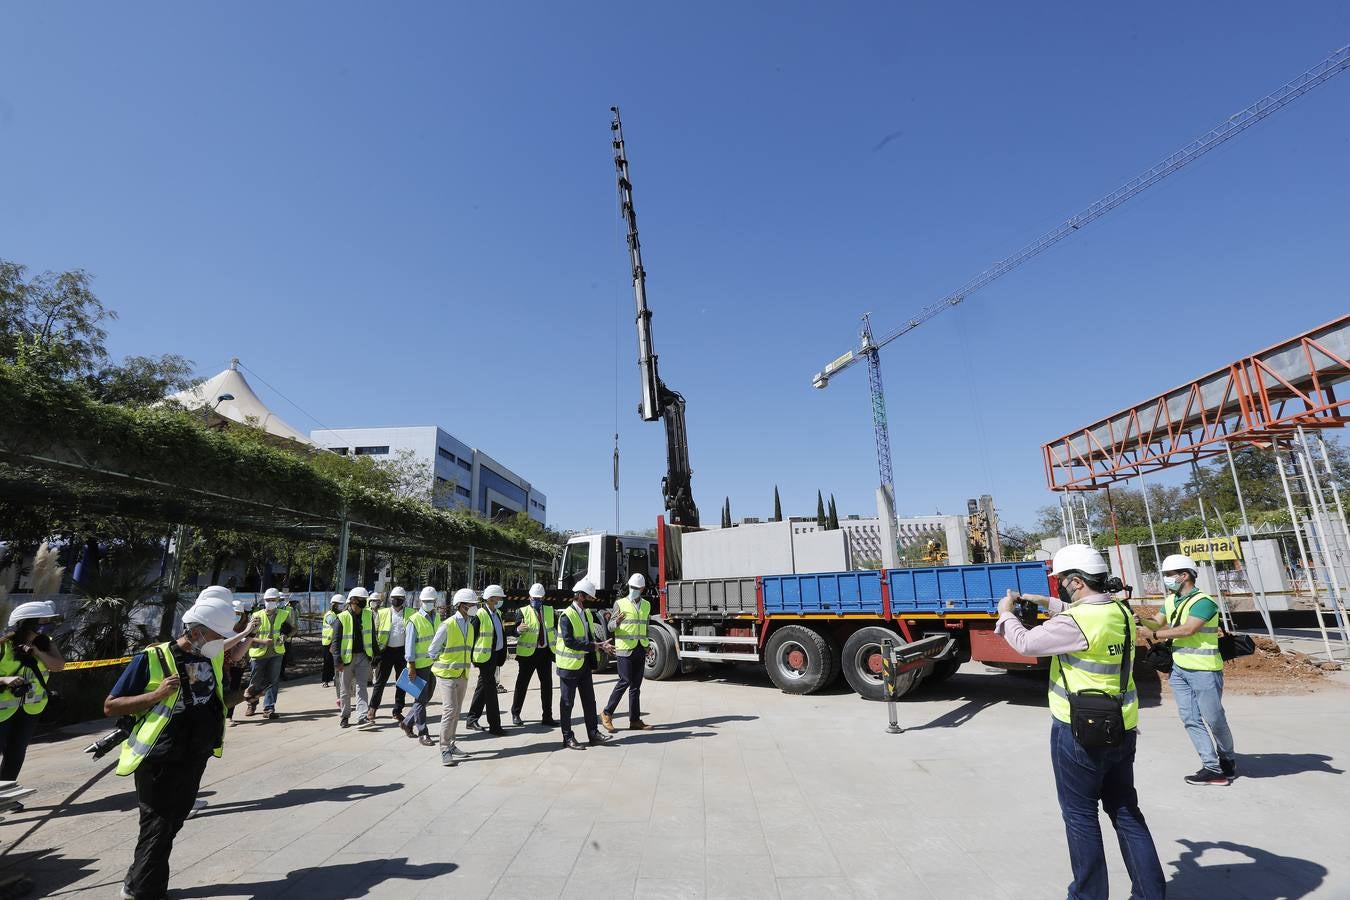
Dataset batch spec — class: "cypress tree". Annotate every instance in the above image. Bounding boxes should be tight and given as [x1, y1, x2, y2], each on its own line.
[828, 494, 840, 530]
[816, 490, 826, 529]
[773, 486, 783, 522]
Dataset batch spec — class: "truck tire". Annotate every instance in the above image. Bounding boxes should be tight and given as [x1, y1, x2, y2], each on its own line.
[645, 625, 679, 681]
[764, 625, 835, 694]
[841, 626, 921, 701]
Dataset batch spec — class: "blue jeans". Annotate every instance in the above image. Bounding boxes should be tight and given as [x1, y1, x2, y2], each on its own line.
[1050, 719, 1165, 900]
[1169, 666, 1234, 771]
[249, 655, 283, 710]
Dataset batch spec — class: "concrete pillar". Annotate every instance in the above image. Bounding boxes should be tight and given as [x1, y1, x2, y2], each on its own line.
[1250, 539, 1290, 611]
[876, 485, 899, 569]
[945, 516, 971, 566]
[1109, 543, 1145, 599]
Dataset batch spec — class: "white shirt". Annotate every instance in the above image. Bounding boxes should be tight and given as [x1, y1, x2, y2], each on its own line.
[387, 607, 408, 648]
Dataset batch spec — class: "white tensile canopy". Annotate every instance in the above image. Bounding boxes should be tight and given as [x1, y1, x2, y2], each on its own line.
[166, 358, 312, 445]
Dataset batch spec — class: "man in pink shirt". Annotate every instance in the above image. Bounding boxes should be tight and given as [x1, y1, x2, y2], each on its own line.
[995, 544, 1165, 900]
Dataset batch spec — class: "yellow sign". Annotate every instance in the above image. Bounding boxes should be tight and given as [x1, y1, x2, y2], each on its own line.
[63, 656, 133, 671]
[1179, 537, 1243, 562]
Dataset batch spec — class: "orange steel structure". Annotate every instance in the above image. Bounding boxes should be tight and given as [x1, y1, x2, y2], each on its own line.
[1043, 315, 1350, 492]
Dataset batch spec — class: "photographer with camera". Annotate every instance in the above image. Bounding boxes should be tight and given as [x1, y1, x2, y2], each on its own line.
[103, 586, 239, 900]
[0, 601, 66, 791]
[995, 544, 1164, 900]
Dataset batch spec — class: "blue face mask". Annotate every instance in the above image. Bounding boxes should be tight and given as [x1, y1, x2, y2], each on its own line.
[1163, 577, 1182, 592]
[35, 623, 56, 636]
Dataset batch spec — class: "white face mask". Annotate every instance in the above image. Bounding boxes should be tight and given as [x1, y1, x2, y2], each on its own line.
[264, 601, 278, 611]
[1163, 577, 1182, 592]
[188, 629, 225, 658]
[628, 588, 642, 600]
[421, 602, 435, 613]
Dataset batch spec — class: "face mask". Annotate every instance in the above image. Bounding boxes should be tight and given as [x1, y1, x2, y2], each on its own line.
[1163, 577, 1182, 592]
[393, 600, 404, 609]
[421, 602, 435, 613]
[1057, 578, 1075, 605]
[628, 588, 642, 600]
[264, 601, 278, 611]
[35, 623, 56, 635]
[189, 630, 225, 658]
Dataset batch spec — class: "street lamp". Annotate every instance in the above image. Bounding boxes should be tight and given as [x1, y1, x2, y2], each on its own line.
[203, 393, 234, 423]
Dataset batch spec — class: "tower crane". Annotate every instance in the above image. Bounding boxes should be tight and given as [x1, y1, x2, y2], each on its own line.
[812, 44, 1350, 519]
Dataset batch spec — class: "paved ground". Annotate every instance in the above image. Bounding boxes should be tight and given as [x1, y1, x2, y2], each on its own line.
[1, 652, 1346, 899]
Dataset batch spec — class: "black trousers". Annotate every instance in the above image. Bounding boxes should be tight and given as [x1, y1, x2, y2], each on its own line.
[467, 660, 502, 729]
[126, 753, 210, 899]
[605, 647, 647, 720]
[511, 650, 554, 720]
[558, 667, 598, 741]
[0, 710, 38, 781]
[322, 648, 335, 685]
[369, 646, 408, 714]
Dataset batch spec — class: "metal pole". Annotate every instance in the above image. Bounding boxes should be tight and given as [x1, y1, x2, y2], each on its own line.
[1224, 442, 1275, 639]
[1189, 461, 1234, 632]
[333, 515, 350, 595]
[1316, 433, 1350, 619]
[466, 546, 475, 589]
[1295, 427, 1350, 653]
[882, 639, 902, 734]
[1065, 496, 1079, 545]
[1276, 443, 1333, 661]
[1080, 494, 1094, 544]
[1058, 496, 1070, 545]
[1136, 470, 1164, 585]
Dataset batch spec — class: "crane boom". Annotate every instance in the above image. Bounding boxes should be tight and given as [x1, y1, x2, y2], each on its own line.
[812, 43, 1350, 388]
[611, 106, 700, 528]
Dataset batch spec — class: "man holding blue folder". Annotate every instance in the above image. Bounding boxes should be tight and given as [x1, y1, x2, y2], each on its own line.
[400, 587, 442, 745]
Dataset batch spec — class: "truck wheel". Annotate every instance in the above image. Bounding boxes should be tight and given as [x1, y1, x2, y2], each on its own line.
[841, 626, 919, 701]
[645, 626, 679, 681]
[764, 625, 835, 694]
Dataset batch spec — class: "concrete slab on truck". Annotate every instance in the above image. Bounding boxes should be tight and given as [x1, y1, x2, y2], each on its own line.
[4, 658, 1347, 898]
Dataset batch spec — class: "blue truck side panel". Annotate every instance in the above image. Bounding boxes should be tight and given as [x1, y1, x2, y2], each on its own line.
[762, 562, 1050, 616]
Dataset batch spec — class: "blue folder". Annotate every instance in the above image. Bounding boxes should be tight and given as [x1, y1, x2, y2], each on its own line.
[396, 671, 426, 696]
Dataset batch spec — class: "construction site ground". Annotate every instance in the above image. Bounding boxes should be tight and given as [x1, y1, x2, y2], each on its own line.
[2, 633, 1346, 900]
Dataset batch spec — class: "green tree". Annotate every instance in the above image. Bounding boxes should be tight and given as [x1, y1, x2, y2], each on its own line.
[827, 494, 840, 530]
[721, 497, 732, 529]
[772, 486, 783, 522]
[815, 491, 826, 529]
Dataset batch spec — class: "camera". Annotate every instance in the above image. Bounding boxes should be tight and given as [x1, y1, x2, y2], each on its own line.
[84, 716, 134, 760]
[1012, 598, 1040, 629]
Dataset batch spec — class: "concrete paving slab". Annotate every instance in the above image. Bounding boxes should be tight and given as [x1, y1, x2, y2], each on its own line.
[0, 659, 1346, 898]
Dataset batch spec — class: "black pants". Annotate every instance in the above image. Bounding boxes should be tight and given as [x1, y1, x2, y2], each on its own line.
[511, 650, 554, 720]
[467, 660, 501, 729]
[369, 646, 408, 715]
[605, 647, 646, 720]
[559, 667, 598, 742]
[126, 753, 210, 899]
[322, 648, 335, 686]
[0, 710, 38, 781]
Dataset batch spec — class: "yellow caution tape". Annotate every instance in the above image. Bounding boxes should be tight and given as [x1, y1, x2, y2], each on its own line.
[62, 656, 134, 671]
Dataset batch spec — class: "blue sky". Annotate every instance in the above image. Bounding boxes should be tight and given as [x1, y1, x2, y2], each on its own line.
[3, 3, 1347, 535]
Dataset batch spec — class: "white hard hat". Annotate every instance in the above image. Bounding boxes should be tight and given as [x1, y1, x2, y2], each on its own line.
[1050, 543, 1108, 577]
[627, 573, 647, 589]
[1160, 554, 1199, 574]
[369, 592, 383, 602]
[330, 594, 344, 605]
[389, 586, 407, 599]
[528, 583, 546, 599]
[197, 586, 233, 605]
[7, 600, 58, 628]
[183, 594, 239, 640]
[482, 584, 505, 601]
[572, 578, 597, 597]
[419, 586, 439, 602]
[452, 588, 480, 607]
[262, 588, 281, 601]
[347, 587, 370, 601]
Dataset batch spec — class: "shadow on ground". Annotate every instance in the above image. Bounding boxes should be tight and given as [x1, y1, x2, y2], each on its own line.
[1165, 839, 1327, 900]
[172, 858, 458, 899]
[192, 783, 403, 818]
[0, 849, 102, 898]
[1233, 753, 1342, 779]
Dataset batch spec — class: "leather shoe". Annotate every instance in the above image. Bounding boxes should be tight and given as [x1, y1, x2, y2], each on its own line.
[600, 711, 617, 733]
[541, 718, 558, 727]
[629, 719, 652, 731]
[511, 714, 524, 727]
[563, 735, 586, 751]
[587, 730, 611, 745]
[400, 720, 415, 739]
[487, 727, 507, 737]
[465, 718, 482, 731]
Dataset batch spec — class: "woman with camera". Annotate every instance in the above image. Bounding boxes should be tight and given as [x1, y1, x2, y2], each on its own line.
[0, 600, 66, 788]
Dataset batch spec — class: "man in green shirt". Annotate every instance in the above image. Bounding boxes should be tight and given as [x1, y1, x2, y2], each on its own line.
[1140, 553, 1236, 786]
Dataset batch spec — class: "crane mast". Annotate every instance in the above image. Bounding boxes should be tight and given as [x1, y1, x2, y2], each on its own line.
[611, 106, 700, 528]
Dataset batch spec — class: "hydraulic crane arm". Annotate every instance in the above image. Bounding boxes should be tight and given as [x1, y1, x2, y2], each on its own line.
[812, 43, 1350, 389]
[612, 106, 700, 527]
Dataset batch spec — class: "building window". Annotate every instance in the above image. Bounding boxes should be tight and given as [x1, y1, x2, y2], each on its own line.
[456, 458, 471, 472]
[327, 447, 348, 455]
[437, 447, 457, 463]
[456, 485, 471, 499]
[354, 446, 390, 456]
[435, 475, 450, 485]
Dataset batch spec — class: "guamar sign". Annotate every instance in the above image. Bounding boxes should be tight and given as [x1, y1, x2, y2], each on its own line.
[1179, 537, 1243, 562]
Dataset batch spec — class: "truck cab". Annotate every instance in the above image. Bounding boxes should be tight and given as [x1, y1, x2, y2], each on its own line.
[557, 532, 661, 600]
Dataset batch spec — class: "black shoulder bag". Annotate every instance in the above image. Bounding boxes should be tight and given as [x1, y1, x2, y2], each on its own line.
[1144, 601, 1186, 674]
[1062, 602, 1132, 749]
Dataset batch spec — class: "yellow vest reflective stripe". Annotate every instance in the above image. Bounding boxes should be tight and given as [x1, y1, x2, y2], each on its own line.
[408, 612, 437, 669]
[472, 608, 498, 664]
[376, 606, 411, 647]
[0, 644, 49, 720]
[337, 609, 375, 665]
[516, 605, 557, 658]
[613, 598, 651, 651]
[1164, 591, 1222, 671]
[1046, 602, 1138, 730]
[321, 610, 338, 645]
[432, 618, 472, 679]
[248, 608, 291, 659]
[555, 606, 600, 671]
[116, 642, 225, 776]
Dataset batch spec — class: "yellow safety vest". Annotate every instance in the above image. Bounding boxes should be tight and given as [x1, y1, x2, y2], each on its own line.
[555, 606, 602, 672]
[321, 609, 338, 645]
[472, 607, 499, 664]
[431, 617, 472, 680]
[515, 605, 557, 658]
[408, 611, 438, 669]
[613, 597, 651, 652]
[0, 643, 50, 721]
[116, 642, 225, 776]
[376, 606, 411, 648]
[1047, 601, 1139, 730]
[337, 609, 375, 665]
[248, 608, 291, 659]
[1164, 591, 1222, 672]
